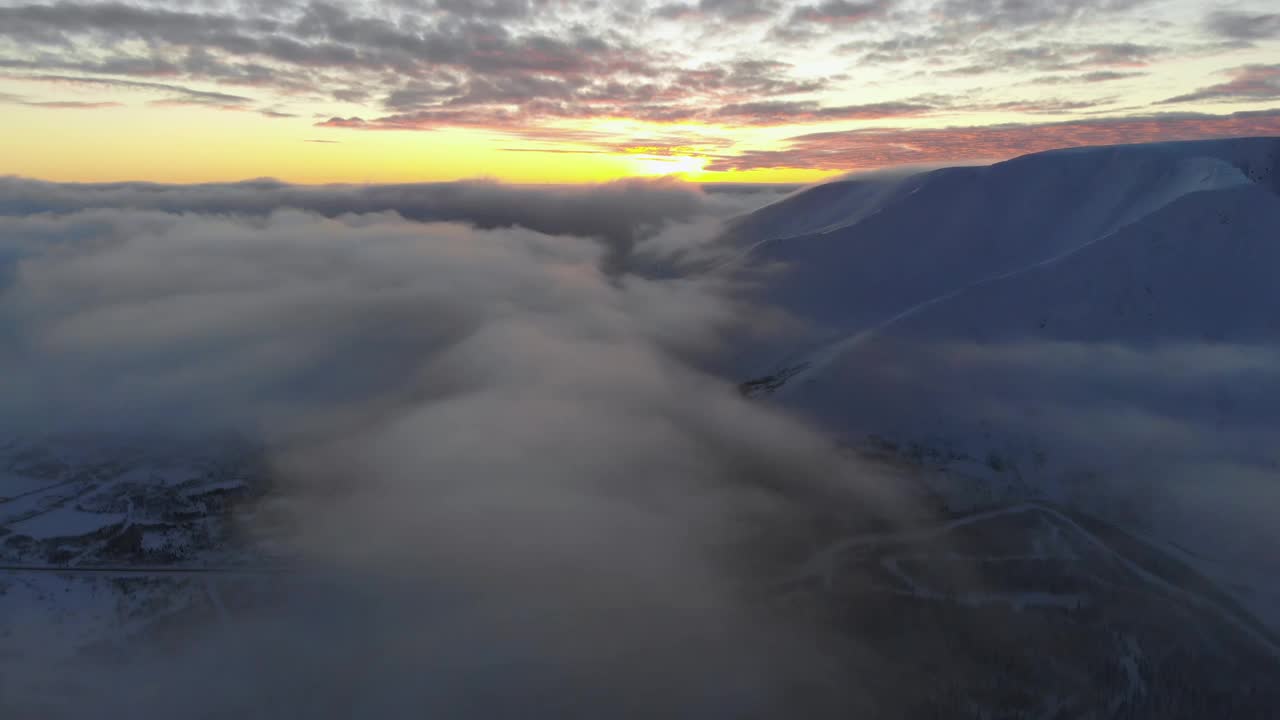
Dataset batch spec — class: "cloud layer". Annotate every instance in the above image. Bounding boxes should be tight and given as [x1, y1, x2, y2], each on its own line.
[0, 175, 792, 272]
[0, 178, 906, 717]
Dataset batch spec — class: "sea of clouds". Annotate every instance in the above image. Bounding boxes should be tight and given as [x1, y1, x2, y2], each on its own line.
[0, 176, 909, 718]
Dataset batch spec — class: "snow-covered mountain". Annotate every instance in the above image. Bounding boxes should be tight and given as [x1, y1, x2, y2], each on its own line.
[732, 138, 1278, 361]
[731, 137, 1280, 629]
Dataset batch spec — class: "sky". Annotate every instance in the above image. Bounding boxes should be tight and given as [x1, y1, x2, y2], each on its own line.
[0, 0, 1278, 183]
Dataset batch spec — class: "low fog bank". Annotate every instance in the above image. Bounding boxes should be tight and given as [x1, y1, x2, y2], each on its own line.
[0, 176, 793, 274]
[0, 180, 902, 717]
[786, 333, 1280, 624]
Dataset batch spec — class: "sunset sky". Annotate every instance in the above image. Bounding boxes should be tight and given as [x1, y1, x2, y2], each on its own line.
[1, 0, 1278, 184]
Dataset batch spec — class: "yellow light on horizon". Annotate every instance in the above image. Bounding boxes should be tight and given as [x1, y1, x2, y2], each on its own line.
[0, 91, 840, 185]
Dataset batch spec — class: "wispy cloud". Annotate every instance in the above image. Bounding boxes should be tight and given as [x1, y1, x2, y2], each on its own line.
[0, 90, 122, 109]
[3, 72, 253, 108]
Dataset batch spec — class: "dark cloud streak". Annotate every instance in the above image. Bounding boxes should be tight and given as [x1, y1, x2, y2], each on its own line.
[1, 71, 255, 107]
[1205, 10, 1280, 42]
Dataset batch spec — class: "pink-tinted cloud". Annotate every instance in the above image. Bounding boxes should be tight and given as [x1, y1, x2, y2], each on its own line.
[705, 110, 1280, 171]
[1159, 65, 1280, 104]
[317, 92, 940, 136]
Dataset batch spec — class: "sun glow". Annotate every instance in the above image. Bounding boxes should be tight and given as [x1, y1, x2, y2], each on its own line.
[627, 154, 708, 177]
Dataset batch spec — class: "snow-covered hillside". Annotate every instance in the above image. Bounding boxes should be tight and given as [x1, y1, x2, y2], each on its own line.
[0, 434, 280, 706]
[732, 137, 1280, 626]
[0, 434, 265, 567]
[730, 138, 1278, 370]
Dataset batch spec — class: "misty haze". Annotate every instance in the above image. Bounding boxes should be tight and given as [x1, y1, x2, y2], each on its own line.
[2, 0, 1280, 718]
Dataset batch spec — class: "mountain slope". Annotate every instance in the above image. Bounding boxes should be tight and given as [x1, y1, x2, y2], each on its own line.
[780, 501, 1280, 718]
[733, 137, 1280, 630]
[732, 137, 1280, 375]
